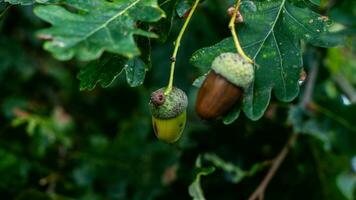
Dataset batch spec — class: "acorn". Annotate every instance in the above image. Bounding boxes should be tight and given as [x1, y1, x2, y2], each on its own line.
[195, 52, 254, 120]
[149, 87, 188, 143]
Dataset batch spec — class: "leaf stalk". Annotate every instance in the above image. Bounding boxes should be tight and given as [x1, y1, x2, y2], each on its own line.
[228, 0, 253, 63]
[165, 0, 201, 95]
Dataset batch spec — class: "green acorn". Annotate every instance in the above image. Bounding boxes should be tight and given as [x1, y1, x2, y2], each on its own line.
[149, 87, 188, 143]
[196, 52, 254, 119]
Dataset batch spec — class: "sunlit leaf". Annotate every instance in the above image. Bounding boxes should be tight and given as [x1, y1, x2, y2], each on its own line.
[34, 0, 165, 61]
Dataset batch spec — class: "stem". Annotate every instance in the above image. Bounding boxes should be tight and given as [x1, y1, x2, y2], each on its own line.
[165, 0, 200, 95]
[248, 133, 298, 200]
[311, 103, 356, 132]
[301, 60, 319, 108]
[333, 74, 356, 104]
[228, 0, 253, 63]
[0, 5, 12, 19]
[159, 0, 173, 7]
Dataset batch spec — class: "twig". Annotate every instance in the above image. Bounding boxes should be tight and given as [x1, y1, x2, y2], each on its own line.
[248, 133, 298, 200]
[333, 74, 356, 104]
[159, 0, 173, 7]
[0, 4, 12, 19]
[310, 103, 356, 132]
[325, 0, 338, 12]
[301, 60, 319, 108]
[165, 0, 200, 94]
[228, 0, 253, 63]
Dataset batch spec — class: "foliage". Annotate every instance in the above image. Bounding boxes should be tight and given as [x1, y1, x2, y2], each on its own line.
[188, 155, 215, 200]
[0, 0, 355, 199]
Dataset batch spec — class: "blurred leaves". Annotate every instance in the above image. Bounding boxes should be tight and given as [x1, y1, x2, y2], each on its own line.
[289, 82, 356, 156]
[71, 117, 179, 200]
[305, 139, 353, 200]
[0, 148, 30, 189]
[11, 107, 74, 157]
[326, 47, 356, 103]
[0, 36, 35, 81]
[188, 155, 215, 200]
[336, 172, 356, 200]
[327, 47, 356, 84]
[204, 153, 269, 184]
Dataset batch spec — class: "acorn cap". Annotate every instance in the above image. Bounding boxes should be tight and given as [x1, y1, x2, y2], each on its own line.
[149, 87, 188, 119]
[211, 52, 254, 89]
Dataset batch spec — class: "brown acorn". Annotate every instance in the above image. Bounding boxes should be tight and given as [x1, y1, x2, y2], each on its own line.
[195, 53, 254, 120]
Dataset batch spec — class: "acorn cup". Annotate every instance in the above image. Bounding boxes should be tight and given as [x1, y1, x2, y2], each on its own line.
[149, 87, 188, 143]
[196, 53, 254, 120]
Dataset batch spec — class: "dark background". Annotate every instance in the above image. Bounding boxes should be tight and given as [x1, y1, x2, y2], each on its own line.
[0, 0, 355, 199]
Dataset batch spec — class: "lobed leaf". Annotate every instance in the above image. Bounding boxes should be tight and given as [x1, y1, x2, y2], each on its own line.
[78, 54, 126, 90]
[124, 57, 147, 87]
[191, 0, 337, 121]
[34, 0, 165, 61]
[4, 0, 35, 5]
[4, 0, 60, 5]
[78, 54, 148, 90]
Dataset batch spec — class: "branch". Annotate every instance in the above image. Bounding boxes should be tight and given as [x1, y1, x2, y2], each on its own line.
[333, 74, 356, 104]
[165, 0, 200, 94]
[301, 60, 319, 108]
[248, 133, 298, 200]
[0, 5, 12, 19]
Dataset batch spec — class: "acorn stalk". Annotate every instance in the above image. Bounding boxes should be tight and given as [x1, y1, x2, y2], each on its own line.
[196, 53, 254, 120]
[149, 87, 188, 143]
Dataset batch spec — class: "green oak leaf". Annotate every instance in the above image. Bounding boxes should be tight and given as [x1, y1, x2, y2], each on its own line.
[124, 57, 147, 87]
[176, 0, 193, 18]
[152, 0, 177, 43]
[309, 0, 321, 6]
[222, 104, 241, 125]
[4, 0, 34, 5]
[78, 54, 147, 90]
[78, 54, 126, 91]
[34, 0, 165, 61]
[4, 0, 59, 5]
[191, 0, 337, 121]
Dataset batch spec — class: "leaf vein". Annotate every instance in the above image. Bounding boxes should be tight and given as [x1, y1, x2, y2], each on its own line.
[82, 0, 140, 45]
[272, 30, 286, 96]
[283, 6, 315, 36]
[105, 26, 116, 48]
[253, 0, 286, 60]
